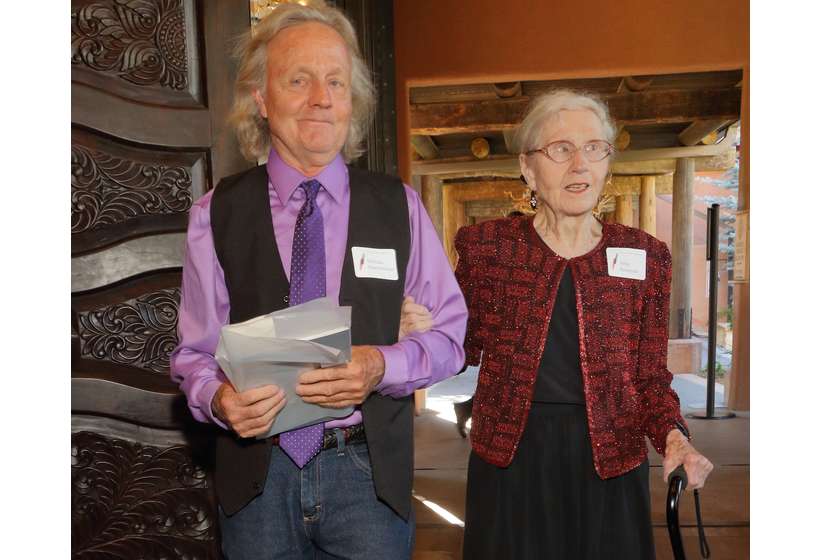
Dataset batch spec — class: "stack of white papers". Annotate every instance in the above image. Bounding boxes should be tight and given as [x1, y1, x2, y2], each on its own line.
[215, 297, 354, 438]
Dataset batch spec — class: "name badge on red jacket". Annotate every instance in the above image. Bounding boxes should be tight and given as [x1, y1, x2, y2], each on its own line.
[606, 247, 647, 280]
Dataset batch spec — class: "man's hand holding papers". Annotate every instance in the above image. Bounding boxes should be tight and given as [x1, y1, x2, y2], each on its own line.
[212, 296, 435, 438]
[212, 383, 287, 438]
[295, 345, 386, 408]
[214, 298, 356, 439]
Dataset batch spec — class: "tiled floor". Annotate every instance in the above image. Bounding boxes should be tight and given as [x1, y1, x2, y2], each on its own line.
[410, 397, 750, 560]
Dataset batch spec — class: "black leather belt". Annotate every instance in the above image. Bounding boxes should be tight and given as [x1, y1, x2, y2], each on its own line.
[270, 424, 366, 450]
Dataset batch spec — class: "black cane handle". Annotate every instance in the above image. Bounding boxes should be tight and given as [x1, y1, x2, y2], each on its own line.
[666, 466, 688, 560]
[670, 465, 688, 488]
[666, 465, 710, 559]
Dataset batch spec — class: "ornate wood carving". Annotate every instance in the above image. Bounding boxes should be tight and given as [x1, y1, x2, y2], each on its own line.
[72, 144, 193, 233]
[71, 0, 203, 107]
[72, 431, 218, 559]
[76, 288, 180, 375]
[72, 0, 188, 89]
[71, 128, 207, 254]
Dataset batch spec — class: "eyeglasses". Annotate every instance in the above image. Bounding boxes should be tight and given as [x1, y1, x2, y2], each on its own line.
[525, 140, 615, 163]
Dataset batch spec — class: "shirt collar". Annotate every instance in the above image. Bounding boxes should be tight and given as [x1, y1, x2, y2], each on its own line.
[265, 148, 347, 204]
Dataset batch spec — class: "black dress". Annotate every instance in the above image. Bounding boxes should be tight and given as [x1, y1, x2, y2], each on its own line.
[462, 268, 655, 560]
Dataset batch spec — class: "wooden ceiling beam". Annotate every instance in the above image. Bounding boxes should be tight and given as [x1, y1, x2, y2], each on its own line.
[445, 180, 529, 205]
[410, 87, 742, 135]
[607, 174, 673, 195]
[613, 143, 733, 162]
[612, 148, 736, 174]
[409, 83, 497, 104]
[412, 157, 520, 176]
[616, 76, 654, 93]
[412, 144, 734, 176]
[678, 119, 736, 146]
[440, 175, 674, 203]
[437, 169, 523, 181]
[410, 134, 440, 160]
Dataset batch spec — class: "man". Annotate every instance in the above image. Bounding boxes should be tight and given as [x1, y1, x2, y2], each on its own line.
[170, 3, 466, 559]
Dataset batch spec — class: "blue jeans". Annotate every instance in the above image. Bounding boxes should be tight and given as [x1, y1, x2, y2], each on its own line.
[219, 430, 415, 559]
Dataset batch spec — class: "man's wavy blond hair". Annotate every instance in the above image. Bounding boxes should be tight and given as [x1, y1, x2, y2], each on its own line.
[229, 2, 375, 163]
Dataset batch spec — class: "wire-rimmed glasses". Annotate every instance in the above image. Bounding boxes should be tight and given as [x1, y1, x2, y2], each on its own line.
[524, 140, 615, 163]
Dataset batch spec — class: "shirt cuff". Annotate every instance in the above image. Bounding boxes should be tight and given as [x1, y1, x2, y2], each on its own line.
[199, 377, 229, 430]
[374, 344, 408, 394]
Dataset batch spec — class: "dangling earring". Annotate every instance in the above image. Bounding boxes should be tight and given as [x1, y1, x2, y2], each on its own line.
[529, 190, 538, 210]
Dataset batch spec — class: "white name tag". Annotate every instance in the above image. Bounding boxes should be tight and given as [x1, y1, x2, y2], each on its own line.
[606, 247, 647, 280]
[351, 246, 399, 280]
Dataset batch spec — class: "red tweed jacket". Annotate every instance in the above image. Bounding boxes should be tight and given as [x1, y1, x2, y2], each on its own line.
[455, 216, 686, 478]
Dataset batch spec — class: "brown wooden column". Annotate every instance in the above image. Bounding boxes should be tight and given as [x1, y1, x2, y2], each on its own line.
[670, 158, 694, 338]
[639, 176, 657, 235]
[728, 66, 750, 411]
[414, 175, 442, 413]
[420, 175, 444, 241]
[615, 194, 633, 226]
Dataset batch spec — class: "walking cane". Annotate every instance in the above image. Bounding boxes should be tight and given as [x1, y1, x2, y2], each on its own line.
[666, 465, 711, 560]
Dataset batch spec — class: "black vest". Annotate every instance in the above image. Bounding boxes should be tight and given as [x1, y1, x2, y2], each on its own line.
[209, 164, 414, 519]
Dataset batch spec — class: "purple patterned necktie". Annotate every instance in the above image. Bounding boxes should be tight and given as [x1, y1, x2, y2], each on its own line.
[279, 179, 326, 468]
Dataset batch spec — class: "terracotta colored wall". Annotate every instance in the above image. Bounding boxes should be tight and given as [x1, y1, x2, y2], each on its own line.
[394, 0, 750, 181]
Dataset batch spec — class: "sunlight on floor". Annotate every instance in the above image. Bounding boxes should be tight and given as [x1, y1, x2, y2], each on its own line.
[425, 396, 472, 430]
[413, 492, 465, 527]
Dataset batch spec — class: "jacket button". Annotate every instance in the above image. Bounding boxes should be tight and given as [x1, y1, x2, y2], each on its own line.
[283, 295, 289, 304]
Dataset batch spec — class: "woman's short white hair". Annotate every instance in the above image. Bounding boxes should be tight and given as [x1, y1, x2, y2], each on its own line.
[513, 89, 617, 154]
[229, 1, 375, 163]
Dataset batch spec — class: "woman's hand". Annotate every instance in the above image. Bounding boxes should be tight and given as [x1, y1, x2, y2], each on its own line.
[662, 429, 714, 489]
[398, 296, 433, 340]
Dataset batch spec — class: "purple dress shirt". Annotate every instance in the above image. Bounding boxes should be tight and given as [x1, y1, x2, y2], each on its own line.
[170, 149, 467, 430]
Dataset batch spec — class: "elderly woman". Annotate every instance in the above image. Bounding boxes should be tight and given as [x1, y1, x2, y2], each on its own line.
[455, 89, 713, 559]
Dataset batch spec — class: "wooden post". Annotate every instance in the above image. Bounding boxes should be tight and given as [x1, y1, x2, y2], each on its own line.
[420, 175, 444, 241]
[414, 389, 427, 415]
[615, 194, 633, 226]
[639, 175, 657, 235]
[417, 175, 444, 414]
[727, 66, 750, 411]
[670, 158, 695, 339]
[416, 176, 442, 414]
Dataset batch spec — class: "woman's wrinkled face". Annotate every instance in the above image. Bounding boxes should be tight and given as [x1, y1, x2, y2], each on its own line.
[519, 109, 610, 218]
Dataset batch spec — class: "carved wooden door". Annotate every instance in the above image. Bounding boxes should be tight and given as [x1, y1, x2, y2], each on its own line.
[70, 2, 249, 558]
[71, 1, 398, 558]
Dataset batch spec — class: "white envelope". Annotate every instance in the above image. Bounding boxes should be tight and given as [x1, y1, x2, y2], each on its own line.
[215, 297, 354, 438]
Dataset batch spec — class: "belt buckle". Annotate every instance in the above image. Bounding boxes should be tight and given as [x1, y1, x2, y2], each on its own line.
[321, 424, 364, 450]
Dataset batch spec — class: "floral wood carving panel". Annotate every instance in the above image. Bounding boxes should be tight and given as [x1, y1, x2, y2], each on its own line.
[72, 144, 193, 233]
[71, 129, 206, 253]
[72, 431, 218, 559]
[76, 288, 180, 374]
[71, 0, 202, 106]
[71, 145, 193, 233]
